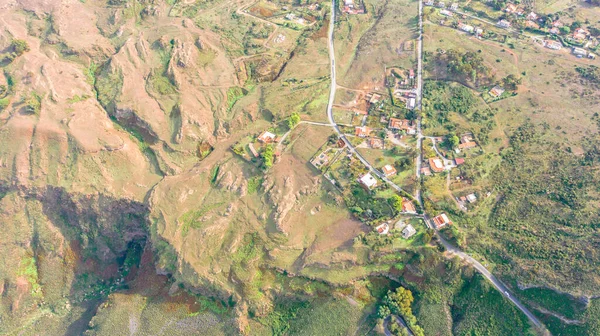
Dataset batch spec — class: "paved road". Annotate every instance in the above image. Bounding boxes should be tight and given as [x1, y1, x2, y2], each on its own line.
[414, 0, 424, 188]
[384, 315, 414, 336]
[324, 1, 548, 333]
[325, 2, 406, 194]
[430, 221, 547, 333]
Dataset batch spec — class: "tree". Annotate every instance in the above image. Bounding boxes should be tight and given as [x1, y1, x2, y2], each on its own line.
[391, 195, 403, 213]
[262, 144, 274, 169]
[23, 92, 41, 115]
[377, 305, 391, 318]
[287, 112, 301, 129]
[11, 39, 29, 56]
[559, 26, 570, 35]
[502, 74, 522, 90]
[447, 134, 460, 149]
[394, 156, 411, 170]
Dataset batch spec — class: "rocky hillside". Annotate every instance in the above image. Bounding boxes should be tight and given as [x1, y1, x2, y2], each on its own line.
[0, 0, 370, 333]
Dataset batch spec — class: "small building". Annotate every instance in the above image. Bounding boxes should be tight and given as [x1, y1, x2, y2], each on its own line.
[388, 118, 415, 134]
[544, 40, 562, 50]
[474, 27, 483, 36]
[258, 131, 277, 143]
[402, 199, 417, 213]
[440, 9, 453, 16]
[497, 19, 511, 28]
[369, 93, 382, 104]
[420, 167, 432, 176]
[311, 151, 330, 169]
[382, 164, 397, 177]
[550, 27, 560, 35]
[526, 12, 538, 21]
[588, 53, 596, 60]
[359, 173, 378, 190]
[402, 224, 417, 239]
[409, 69, 415, 79]
[369, 138, 384, 149]
[489, 85, 505, 98]
[429, 157, 445, 173]
[458, 23, 474, 33]
[425, 0, 434, 6]
[432, 213, 452, 229]
[572, 47, 587, 57]
[337, 138, 347, 148]
[458, 135, 477, 150]
[466, 193, 477, 203]
[450, 2, 459, 11]
[248, 143, 259, 158]
[504, 3, 517, 13]
[375, 222, 390, 235]
[407, 97, 416, 109]
[454, 157, 465, 165]
[355, 126, 371, 138]
[525, 20, 539, 29]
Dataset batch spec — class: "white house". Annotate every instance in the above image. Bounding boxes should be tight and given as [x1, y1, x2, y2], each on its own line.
[402, 224, 417, 239]
[359, 173, 378, 189]
[440, 9, 453, 16]
[497, 19, 511, 28]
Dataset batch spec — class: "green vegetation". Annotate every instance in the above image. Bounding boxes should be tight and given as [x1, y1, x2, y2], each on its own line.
[226, 86, 246, 112]
[179, 202, 225, 235]
[518, 287, 586, 320]
[1, 39, 30, 65]
[346, 184, 395, 222]
[247, 176, 263, 194]
[287, 111, 301, 129]
[22, 92, 42, 115]
[378, 287, 425, 336]
[452, 274, 529, 335]
[261, 144, 274, 169]
[149, 73, 177, 95]
[576, 65, 600, 86]
[284, 298, 367, 335]
[432, 49, 492, 86]
[95, 63, 123, 111]
[465, 124, 600, 294]
[67, 94, 89, 103]
[18, 257, 42, 298]
[0, 97, 9, 110]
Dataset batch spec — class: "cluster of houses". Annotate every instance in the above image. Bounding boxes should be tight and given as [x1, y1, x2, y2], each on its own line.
[375, 219, 418, 239]
[497, 5, 598, 58]
[342, 0, 365, 14]
[357, 163, 399, 190]
[425, 1, 460, 12]
[420, 134, 475, 176]
[284, 13, 307, 25]
[456, 193, 477, 210]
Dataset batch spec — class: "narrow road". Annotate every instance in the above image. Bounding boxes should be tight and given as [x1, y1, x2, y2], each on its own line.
[277, 120, 333, 151]
[431, 225, 547, 333]
[384, 315, 414, 336]
[325, 1, 406, 194]
[321, 1, 548, 333]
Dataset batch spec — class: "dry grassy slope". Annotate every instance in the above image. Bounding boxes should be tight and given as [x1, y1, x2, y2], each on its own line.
[0, 0, 378, 332]
[0, 4, 160, 200]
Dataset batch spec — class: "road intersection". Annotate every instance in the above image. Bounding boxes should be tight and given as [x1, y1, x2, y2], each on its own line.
[324, 0, 548, 333]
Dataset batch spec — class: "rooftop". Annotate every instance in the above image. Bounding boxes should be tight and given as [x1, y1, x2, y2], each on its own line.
[359, 173, 377, 189]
